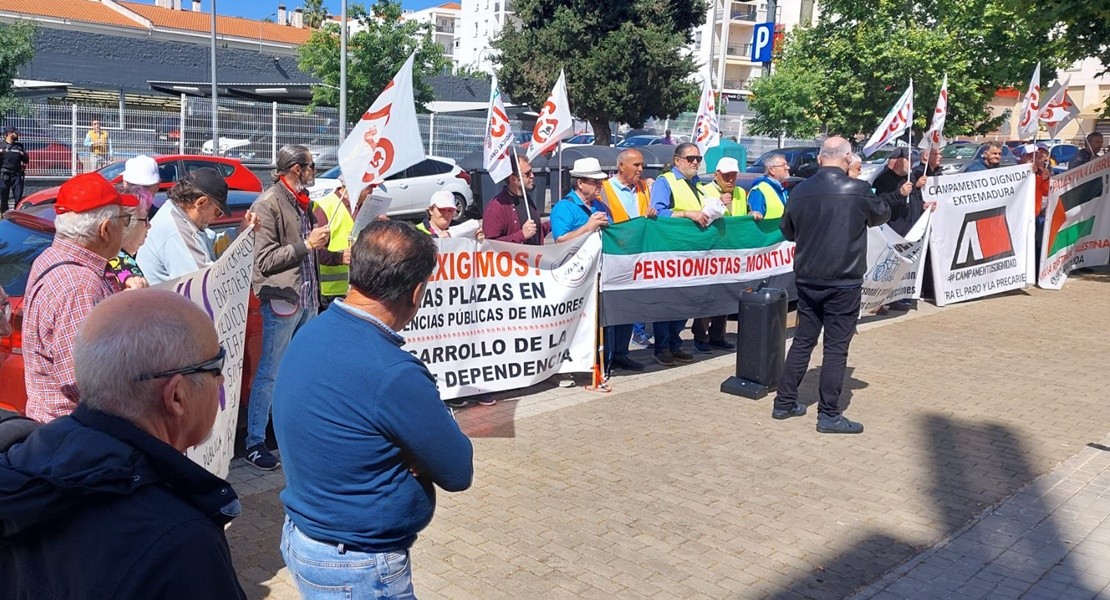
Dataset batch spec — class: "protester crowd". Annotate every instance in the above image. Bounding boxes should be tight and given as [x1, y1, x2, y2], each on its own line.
[0, 128, 1104, 599]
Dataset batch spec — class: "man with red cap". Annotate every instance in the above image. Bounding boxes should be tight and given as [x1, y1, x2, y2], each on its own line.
[24, 172, 134, 422]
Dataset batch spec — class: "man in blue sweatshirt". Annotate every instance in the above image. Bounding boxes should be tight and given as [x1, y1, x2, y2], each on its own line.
[273, 219, 474, 599]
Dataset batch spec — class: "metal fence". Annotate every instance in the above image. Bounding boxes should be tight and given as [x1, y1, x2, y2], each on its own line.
[3, 98, 811, 179]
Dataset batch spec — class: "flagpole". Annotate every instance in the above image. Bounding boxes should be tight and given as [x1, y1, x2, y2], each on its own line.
[510, 144, 533, 232]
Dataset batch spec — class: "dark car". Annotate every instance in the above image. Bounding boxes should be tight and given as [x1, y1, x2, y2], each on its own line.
[0, 191, 263, 417]
[937, 142, 1017, 174]
[746, 147, 820, 178]
[1049, 144, 1079, 167]
[152, 116, 210, 154]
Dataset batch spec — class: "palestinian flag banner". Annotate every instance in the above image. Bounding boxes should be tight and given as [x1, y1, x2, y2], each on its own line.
[1038, 154, 1110, 289]
[599, 217, 795, 326]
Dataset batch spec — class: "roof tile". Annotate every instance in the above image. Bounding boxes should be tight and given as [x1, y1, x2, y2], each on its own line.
[121, 2, 313, 45]
[0, 0, 144, 29]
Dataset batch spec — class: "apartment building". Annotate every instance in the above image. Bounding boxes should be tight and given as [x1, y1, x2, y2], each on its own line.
[404, 3, 461, 63]
[456, 0, 516, 72]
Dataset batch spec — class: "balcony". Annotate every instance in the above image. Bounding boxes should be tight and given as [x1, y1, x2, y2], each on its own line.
[726, 44, 754, 59]
[435, 23, 455, 33]
[730, 6, 758, 21]
[723, 78, 751, 92]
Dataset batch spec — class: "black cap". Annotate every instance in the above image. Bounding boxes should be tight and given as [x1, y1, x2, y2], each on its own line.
[888, 147, 910, 159]
[185, 167, 229, 215]
[4, 126, 18, 135]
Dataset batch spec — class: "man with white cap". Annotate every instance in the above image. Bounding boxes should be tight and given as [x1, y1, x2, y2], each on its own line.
[550, 158, 645, 372]
[550, 158, 611, 243]
[688, 157, 747, 353]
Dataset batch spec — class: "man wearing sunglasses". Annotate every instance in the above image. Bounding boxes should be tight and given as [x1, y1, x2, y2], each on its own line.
[138, 167, 255, 286]
[0, 289, 247, 599]
[24, 173, 133, 423]
[245, 145, 334, 471]
[647, 143, 711, 366]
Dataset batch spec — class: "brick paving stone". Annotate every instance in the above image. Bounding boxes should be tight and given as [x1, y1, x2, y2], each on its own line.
[224, 268, 1110, 599]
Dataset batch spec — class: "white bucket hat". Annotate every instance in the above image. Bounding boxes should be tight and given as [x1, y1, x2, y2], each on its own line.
[123, 155, 160, 187]
[569, 157, 608, 180]
[716, 157, 740, 174]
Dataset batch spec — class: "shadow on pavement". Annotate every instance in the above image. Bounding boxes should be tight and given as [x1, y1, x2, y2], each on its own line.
[767, 415, 1098, 599]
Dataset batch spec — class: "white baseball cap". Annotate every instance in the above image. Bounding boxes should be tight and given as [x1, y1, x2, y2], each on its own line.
[429, 190, 456, 210]
[123, 155, 160, 187]
[716, 157, 740, 174]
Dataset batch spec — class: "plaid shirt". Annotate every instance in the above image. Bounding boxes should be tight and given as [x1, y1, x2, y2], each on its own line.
[24, 238, 112, 423]
[297, 203, 319, 312]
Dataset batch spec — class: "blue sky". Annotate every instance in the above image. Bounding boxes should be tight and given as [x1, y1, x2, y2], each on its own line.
[142, 1, 442, 20]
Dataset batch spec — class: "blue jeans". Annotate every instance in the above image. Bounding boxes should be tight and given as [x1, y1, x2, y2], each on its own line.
[652, 320, 686, 354]
[246, 300, 313, 449]
[281, 517, 415, 600]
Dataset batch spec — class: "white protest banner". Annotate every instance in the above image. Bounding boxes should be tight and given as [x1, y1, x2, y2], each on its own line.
[156, 231, 256, 478]
[484, 72, 515, 183]
[338, 52, 425, 210]
[1017, 62, 1041, 140]
[862, 81, 913, 157]
[860, 212, 931, 314]
[919, 74, 948, 150]
[1037, 154, 1110, 289]
[527, 70, 573, 161]
[692, 76, 720, 156]
[402, 235, 600, 399]
[924, 164, 1035, 306]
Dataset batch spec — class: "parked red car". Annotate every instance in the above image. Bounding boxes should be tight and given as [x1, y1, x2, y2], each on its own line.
[0, 192, 263, 418]
[17, 155, 263, 208]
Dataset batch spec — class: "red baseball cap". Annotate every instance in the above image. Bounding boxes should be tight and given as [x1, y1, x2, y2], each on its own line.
[56, 173, 125, 215]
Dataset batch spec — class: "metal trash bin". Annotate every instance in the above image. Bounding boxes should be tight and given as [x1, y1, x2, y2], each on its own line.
[720, 286, 788, 399]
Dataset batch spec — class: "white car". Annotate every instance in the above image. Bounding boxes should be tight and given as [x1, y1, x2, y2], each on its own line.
[200, 135, 254, 156]
[308, 156, 474, 221]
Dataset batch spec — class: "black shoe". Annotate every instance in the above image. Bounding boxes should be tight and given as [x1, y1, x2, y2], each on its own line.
[693, 341, 713, 353]
[245, 444, 280, 470]
[610, 356, 645, 371]
[445, 398, 469, 409]
[671, 349, 695, 362]
[772, 403, 807, 420]
[816, 415, 864, 434]
[708, 339, 735, 350]
[654, 351, 676, 366]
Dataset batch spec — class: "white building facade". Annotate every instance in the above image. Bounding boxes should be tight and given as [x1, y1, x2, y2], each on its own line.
[403, 3, 462, 64]
[456, 0, 517, 72]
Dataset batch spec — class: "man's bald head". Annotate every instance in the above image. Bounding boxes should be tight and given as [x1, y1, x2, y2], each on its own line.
[616, 149, 644, 185]
[818, 136, 853, 172]
[75, 289, 217, 426]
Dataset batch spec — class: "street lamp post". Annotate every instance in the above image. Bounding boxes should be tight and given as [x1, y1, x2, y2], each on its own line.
[339, 0, 348, 140]
[211, 0, 218, 155]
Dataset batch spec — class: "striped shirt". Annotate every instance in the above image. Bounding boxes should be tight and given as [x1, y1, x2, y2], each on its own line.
[23, 238, 113, 422]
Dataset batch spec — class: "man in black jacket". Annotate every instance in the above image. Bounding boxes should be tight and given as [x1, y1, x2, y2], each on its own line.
[772, 136, 894, 434]
[0, 289, 246, 599]
[0, 127, 28, 214]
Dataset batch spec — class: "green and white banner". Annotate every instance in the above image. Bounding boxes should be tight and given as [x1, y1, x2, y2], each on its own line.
[1038, 155, 1110, 289]
[599, 217, 795, 326]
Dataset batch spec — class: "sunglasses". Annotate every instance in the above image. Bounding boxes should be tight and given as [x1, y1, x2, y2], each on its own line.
[114, 213, 132, 227]
[680, 155, 703, 163]
[134, 347, 226, 382]
[300, 162, 316, 170]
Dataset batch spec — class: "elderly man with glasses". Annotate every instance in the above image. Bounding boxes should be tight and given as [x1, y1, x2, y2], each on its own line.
[244, 145, 333, 471]
[646, 142, 711, 366]
[772, 137, 894, 435]
[23, 173, 136, 423]
[748, 154, 791, 220]
[0, 289, 247, 599]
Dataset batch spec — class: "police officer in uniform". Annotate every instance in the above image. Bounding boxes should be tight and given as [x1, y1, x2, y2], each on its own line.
[0, 127, 28, 214]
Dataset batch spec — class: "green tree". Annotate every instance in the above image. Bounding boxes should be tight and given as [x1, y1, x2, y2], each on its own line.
[1014, 0, 1110, 114]
[303, 0, 328, 29]
[298, 0, 451, 122]
[453, 64, 488, 80]
[492, 0, 707, 146]
[750, 0, 1071, 141]
[0, 21, 35, 114]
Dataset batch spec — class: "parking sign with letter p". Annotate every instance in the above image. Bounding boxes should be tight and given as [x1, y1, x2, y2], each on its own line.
[751, 22, 775, 63]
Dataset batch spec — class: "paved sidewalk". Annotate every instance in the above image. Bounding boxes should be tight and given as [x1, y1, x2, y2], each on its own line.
[226, 267, 1110, 599]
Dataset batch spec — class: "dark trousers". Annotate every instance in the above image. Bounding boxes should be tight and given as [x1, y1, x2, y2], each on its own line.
[691, 316, 727, 343]
[652, 320, 686, 354]
[774, 284, 861, 418]
[0, 170, 23, 213]
[604, 324, 633, 364]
